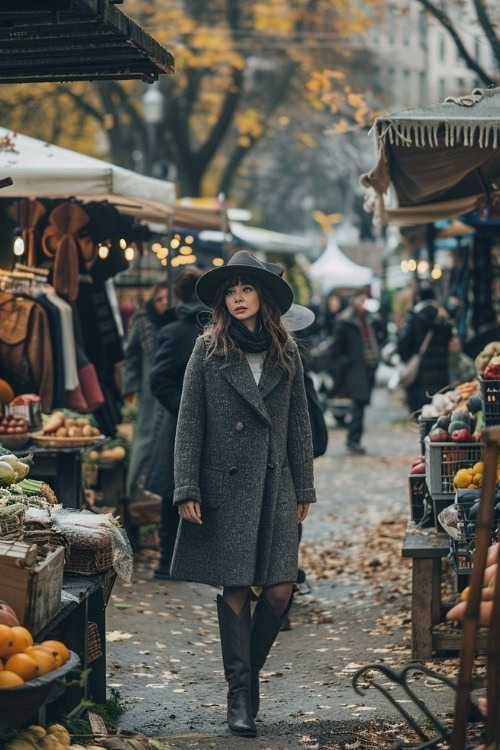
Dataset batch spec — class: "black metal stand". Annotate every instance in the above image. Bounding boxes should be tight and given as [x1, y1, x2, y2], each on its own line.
[352, 663, 483, 749]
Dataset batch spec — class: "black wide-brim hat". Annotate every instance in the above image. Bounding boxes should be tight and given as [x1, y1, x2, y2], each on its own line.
[196, 250, 293, 314]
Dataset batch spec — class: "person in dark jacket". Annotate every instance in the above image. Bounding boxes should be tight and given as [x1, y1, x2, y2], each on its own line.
[331, 291, 383, 454]
[147, 268, 206, 580]
[397, 285, 453, 414]
[464, 309, 500, 361]
[122, 282, 173, 498]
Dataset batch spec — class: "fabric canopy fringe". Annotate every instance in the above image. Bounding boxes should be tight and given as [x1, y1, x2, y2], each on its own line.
[376, 120, 500, 149]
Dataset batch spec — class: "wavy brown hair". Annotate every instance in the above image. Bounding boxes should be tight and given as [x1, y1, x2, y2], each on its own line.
[203, 275, 295, 376]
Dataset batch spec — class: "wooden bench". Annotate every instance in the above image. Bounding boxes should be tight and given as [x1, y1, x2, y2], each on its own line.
[34, 569, 116, 720]
[402, 529, 450, 660]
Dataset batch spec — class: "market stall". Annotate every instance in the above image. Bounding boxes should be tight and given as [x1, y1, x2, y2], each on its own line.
[308, 236, 375, 293]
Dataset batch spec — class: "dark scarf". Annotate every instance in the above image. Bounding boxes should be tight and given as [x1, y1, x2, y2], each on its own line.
[228, 317, 270, 353]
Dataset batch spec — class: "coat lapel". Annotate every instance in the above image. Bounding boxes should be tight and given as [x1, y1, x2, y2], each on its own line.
[221, 355, 272, 426]
[258, 365, 284, 400]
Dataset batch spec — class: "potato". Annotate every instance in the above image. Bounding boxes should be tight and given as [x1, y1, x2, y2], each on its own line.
[56, 427, 68, 437]
[43, 413, 64, 434]
[91, 427, 101, 436]
[82, 425, 94, 437]
[110, 445, 126, 461]
[64, 418, 75, 428]
[88, 450, 100, 460]
[76, 417, 90, 427]
[68, 427, 83, 438]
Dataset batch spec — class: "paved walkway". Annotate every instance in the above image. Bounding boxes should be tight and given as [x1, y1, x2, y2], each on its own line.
[107, 390, 460, 748]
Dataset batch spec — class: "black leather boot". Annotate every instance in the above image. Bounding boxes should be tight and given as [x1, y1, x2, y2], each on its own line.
[250, 594, 293, 718]
[216, 595, 257, 737]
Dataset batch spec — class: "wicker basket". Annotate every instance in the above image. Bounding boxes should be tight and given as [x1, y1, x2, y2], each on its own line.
[479, 376, 500, 427]
[0, 503, 24, 540]
[65, 544, 113, 575]
[425, 437, 484, 500]
[88, 621, 103, 663]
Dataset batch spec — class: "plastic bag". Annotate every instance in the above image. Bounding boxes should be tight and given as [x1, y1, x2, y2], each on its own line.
[52, 508, 133, 582]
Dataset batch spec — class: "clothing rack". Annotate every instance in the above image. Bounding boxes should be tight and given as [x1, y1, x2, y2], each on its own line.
[14, 262, 50, 277]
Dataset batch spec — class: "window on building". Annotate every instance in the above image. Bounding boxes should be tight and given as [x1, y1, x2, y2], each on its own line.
[387, 7, 395, 45]
[402, 11, 410, 46]
[418, 10, 427, 48]
[439, 78, 446, 101]
[403, 69, 411, 103]
[419, 71, 427, 106]
[387, 67, 396, 100]
[439, 36, 446, 62]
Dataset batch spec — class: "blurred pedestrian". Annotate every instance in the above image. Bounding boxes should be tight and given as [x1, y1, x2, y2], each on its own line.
[322, 292, 347, 338]
[397, 284, 453, 414]
[122, 282, 174, 499]
[147, 268, 206, 580]
[448, 334, 476, 386]
[331, 291, 382, 455]
[464, 308, 500, 360]
[171, 251, 315, 737]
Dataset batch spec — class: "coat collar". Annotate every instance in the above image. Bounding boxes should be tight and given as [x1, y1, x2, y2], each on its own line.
[220, 352, 284, 426]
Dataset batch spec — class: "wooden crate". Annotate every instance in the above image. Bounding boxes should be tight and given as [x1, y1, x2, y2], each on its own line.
[0, 540, 64, 634]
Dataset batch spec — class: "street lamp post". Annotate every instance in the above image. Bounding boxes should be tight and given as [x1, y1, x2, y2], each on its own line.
[142, 82, 164, 176]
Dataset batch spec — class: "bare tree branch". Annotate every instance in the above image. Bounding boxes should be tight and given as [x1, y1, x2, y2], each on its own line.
[471, 0, 500, 66]
[56, 85, 105, 123]
[414, 0, 494, 85]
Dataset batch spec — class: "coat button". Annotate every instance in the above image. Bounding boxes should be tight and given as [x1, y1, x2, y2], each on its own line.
[235, 422, 244, 431]
[229, 466, 238, 474]
[267, 462, 275, 470]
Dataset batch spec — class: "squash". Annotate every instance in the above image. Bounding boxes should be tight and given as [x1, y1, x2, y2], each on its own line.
[0, 601, 19, 627]
[0, 380, 15, 407]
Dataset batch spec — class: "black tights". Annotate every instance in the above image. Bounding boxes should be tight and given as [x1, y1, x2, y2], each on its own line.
[223, 583, 293, 617]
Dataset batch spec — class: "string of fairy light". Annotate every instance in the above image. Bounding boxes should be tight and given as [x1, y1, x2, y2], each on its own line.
[400, 258, 443, 280]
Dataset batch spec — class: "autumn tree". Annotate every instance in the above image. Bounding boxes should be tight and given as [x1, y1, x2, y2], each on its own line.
[413, 0, 499, 85]
[0, 0, 379, 200]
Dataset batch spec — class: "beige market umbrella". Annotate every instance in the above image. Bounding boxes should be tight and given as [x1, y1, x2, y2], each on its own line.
[361, 87, 500, 225]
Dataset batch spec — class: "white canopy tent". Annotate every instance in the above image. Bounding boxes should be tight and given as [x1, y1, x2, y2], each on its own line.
[0, 127, 175, 216]
[230, 222, 317, 256]
[309, 237, 374, 292]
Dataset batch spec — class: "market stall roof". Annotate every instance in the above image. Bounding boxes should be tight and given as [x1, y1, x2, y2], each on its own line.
[0, 127, 175, 209]
[0, 1, 174, 84]
[230, 222, 317, 256]
[308, 237, 374, 292]
[361, 87, 500, 225]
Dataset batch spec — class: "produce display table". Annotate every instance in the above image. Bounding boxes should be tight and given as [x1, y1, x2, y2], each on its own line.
[402, 529, 449, 659]
[34, 568, 116, 718]
[13, 441, 107, 509]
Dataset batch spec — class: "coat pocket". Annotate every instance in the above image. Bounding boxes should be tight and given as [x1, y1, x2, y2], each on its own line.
[200, 465, 224, 508]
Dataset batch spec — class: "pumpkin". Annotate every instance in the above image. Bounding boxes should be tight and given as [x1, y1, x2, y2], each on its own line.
[0, 601, 19, 627]
[0, 379, 14, 408]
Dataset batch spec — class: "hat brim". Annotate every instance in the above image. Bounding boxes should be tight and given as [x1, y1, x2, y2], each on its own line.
[196, 264, 293, 315]
[282, 304, 315, 332]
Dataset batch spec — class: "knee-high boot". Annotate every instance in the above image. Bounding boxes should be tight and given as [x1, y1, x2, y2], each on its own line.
[250, 594, 293, 718]
[216, 595, 257, 737]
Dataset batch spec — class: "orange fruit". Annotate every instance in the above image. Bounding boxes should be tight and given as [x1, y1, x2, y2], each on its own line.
[30, 646, 62, 669]
[27, 647, 55, 676]
[40, 640, 69, 664]
[2, 627, 28, 658]
[5, 653, 39, 681]
[0, 670, 24, 688]
[0, 625, 14, 658]
[10, 626, 33, 651]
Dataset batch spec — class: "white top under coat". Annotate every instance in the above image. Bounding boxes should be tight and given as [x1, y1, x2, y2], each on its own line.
[245, 351, 266, 385]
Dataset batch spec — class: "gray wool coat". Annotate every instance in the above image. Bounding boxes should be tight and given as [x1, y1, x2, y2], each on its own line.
[170, 336, 316, 587]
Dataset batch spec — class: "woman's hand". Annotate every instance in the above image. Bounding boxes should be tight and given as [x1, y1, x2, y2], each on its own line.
[298, 503, 310, 523]
[179, 501, 202, 525]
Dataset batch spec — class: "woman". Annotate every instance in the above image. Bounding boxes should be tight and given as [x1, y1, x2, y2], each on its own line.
[397, 285, 453, 414]
[122, 282, 174, 499]
[171, 251, 316, 737]
[147, 268, 206, 579]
